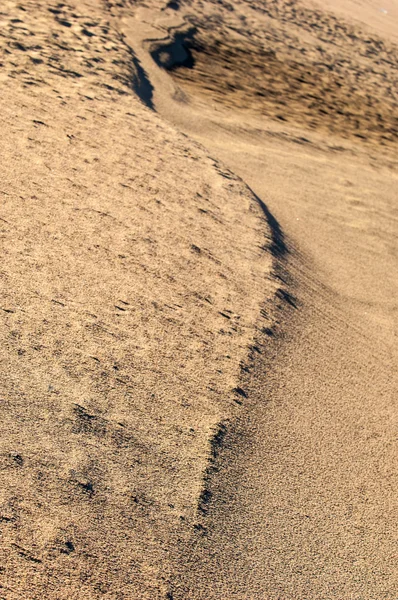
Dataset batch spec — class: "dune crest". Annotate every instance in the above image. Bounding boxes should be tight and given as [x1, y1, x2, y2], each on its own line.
[1, 0, 397, 598]
[0, 1, 282, 597]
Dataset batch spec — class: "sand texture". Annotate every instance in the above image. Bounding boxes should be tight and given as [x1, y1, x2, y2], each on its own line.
[1, 0, 397, 598]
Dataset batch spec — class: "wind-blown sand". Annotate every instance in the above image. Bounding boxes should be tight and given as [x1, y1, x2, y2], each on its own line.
[1, 0, 397, 598]
[0, 2, 277, 597]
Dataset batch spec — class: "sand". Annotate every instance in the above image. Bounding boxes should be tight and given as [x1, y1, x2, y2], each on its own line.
[0, 2, 276, 597]
[0, 0, 397, 598]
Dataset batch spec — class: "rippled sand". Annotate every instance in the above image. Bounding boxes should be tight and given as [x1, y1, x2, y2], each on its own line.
[0, 0, 397, 598]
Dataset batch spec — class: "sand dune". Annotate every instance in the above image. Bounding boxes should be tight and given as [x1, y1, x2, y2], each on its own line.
[1, 0, 397, 598]
[0, 1, 279, 597]
[123, 0, 398, 597]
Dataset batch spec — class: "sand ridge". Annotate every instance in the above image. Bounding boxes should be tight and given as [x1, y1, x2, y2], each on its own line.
[0, 1, 282, 597]
[0, 0, 397, 597]
[120, 0, 398, 597]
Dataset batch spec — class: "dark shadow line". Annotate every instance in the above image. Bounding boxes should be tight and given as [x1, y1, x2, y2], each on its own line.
[118, 32, 155, 110]
[131, 54, 155, 110]
[248, 186, 289, 258]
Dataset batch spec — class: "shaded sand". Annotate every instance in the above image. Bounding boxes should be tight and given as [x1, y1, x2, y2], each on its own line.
[0, 0, 397, 598]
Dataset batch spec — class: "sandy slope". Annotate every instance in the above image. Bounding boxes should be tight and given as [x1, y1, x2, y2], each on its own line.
[0, 2, 278, 598]
[120, 0, 398, 597]
[0, 0, 397, 598]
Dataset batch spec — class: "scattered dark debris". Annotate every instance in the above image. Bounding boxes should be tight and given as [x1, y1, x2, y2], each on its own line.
[51, 299, 65, 306]
[60, 540, 75, 555]
[77, 480, 94, 496]
[219, 311, 231, 319]
[10, 453, 23, 466]
[81, 28, 95, 37]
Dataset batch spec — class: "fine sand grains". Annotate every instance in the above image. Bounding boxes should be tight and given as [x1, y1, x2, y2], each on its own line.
[1, 0, 397, 597]
[0, 1, 276, 597]
[122, 0, 398, 597]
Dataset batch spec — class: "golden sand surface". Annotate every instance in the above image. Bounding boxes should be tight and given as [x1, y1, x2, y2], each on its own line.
[0, 0, 397, 598]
